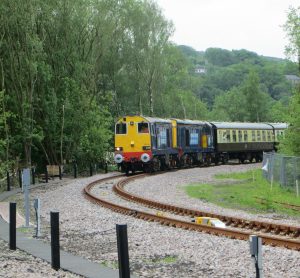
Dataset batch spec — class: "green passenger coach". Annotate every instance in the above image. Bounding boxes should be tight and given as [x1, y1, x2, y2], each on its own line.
[211, 122, 277, 163]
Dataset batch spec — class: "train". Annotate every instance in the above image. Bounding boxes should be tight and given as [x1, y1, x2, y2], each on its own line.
[114, 115, 287, 174]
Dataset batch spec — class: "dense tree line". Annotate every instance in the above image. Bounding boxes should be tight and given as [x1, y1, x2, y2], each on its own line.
[0, 0, 299, 177]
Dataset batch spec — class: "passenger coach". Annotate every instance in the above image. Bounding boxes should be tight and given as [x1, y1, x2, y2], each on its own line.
[211, 122, 275, 163]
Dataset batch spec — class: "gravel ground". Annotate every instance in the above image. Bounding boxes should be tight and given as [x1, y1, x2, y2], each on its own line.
[1, 164, 300, 278]
[0, 238, 81, 278]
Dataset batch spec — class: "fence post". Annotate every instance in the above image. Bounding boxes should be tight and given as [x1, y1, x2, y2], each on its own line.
[116, 224, 130, 278]
[50, 211, 60, 271]
[90, 163, 93, 176]
[105, 162, 108, 174]
[19, 169, 22, 188]
[31, 168, 35, 185]
[45, 168, 49, 183]
[9, 202, 16, 250]
[73, 163, 77, 179]
[296, 180, 299, 198]
[59, 165, 62, 180]
[6, 171, 10, 191]
[34, 198, 41, 237]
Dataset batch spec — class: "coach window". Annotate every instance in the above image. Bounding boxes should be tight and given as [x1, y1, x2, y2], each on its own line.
[243, 130, 248, 142]
[226, 130, 231, 142]
[267, 131, 271, 141]
[257, 130, 261, 141]
[252, 130, 256, 142]
[262, 130, 266, 141]
[238, 130, 243, 142]
[116, 123, 127, 134]
[232, 130, 237, 142]
[185, 129, 190, 147]
[138, 122, 149, 133]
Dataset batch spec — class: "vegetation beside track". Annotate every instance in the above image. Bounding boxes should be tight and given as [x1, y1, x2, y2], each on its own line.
[185, 169, 300, 217]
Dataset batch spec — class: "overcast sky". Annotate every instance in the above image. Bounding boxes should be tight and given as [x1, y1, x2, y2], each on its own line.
[155, 0, 299, 58]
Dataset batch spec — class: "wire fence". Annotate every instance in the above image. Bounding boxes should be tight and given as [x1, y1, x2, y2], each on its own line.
[262, 152, 300, 196]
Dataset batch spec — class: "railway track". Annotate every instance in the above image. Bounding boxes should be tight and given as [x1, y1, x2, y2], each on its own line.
[84, 174, 300, 251]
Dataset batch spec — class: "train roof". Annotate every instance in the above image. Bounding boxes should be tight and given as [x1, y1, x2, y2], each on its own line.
[211, 122, 273, 130]
[141, 116, 172, 124]
[269, 123, 288, 129]
[172, 119, 212, 126]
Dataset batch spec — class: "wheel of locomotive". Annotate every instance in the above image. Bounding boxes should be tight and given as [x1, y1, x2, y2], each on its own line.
[214, 156, 219, 166]
[153, 157, 161, 172]
[205, 156, 211, 167]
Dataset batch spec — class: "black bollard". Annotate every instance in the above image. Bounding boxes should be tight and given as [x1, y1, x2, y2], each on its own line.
[116, 224, 130, 278]
[50, 211, 60, 271]
[74, 163, 77, 179]
[9, 202, 16, 250]
[59, 165, 62, 180]
[7, 171, 10, 191]
[18, 169, 22, 188]
[31, 168, 35, 185]
[105, 163, 108, 174]
[45, 169, 48, 183]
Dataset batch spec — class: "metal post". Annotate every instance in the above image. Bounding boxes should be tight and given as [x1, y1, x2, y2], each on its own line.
[296, 180, 299, 198]
[50, 211, 60, 271]
[59, 165, 62, 180]
[90, 163, 93, 176]
[9, 202, 16, 250]
[74, 163, 77, 179]
[249, 235, 263, 278]
[23, 168, 31, 227]
[6, 171, 10, 191]
[31, 168, 35, 185]
[116, 224, 130, 278]
[19, 169, 22, 188]
[34, 199, 41, 237]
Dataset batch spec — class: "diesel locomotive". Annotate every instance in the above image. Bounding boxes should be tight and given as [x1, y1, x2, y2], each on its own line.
[114, 115, 287, 174]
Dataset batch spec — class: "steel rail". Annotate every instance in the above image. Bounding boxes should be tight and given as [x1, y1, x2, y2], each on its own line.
[114, 175, 300, 238]
[84, 175, 300, 251]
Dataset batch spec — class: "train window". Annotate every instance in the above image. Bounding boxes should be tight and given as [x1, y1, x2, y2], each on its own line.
[157, 126, 167, 148]
[232, 130, 236, 142]
[238, 130, 243, 142]
[262, 130, 266, 141]
[243, 130, 248, 142]
[190, 129, 199, 145]
[252, 130, 256, 142]
[218, 130, 222, 143]
[267, 131, 271, 141]
[138, 122, 149, 133]
[116, 123, 127, 134]
[257, 130, 261, 141]
[226, 130, 231, 142]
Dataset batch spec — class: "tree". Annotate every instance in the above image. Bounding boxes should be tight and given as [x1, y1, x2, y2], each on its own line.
[284, 6, 300, 72]
[280, 6, 300, 155]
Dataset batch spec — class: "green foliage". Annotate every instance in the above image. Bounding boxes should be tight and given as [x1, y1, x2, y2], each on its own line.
[279, 87, 300, 155]
[185, 169, 300, 216]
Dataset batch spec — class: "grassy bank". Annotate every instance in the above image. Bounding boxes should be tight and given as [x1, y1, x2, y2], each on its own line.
[185, 169, 300, 216]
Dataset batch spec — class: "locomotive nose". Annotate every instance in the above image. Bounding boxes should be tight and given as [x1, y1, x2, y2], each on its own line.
[114, 154, 123, 164]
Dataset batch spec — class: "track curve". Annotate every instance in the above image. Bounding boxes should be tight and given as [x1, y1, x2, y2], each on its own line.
[84, 174, 300, 251]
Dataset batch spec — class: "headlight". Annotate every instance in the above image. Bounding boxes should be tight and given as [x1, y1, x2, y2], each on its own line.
[115, 147, 123, 151]
[114, 154, 123, 163]
[141, 153, 150, 163]
[143, 146, 151, 150]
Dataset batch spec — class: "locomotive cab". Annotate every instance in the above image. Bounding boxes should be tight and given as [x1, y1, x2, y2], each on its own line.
[114, 115, 173, 173]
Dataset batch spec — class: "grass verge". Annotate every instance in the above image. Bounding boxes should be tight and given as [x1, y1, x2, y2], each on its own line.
[185, 169, 300, 217]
